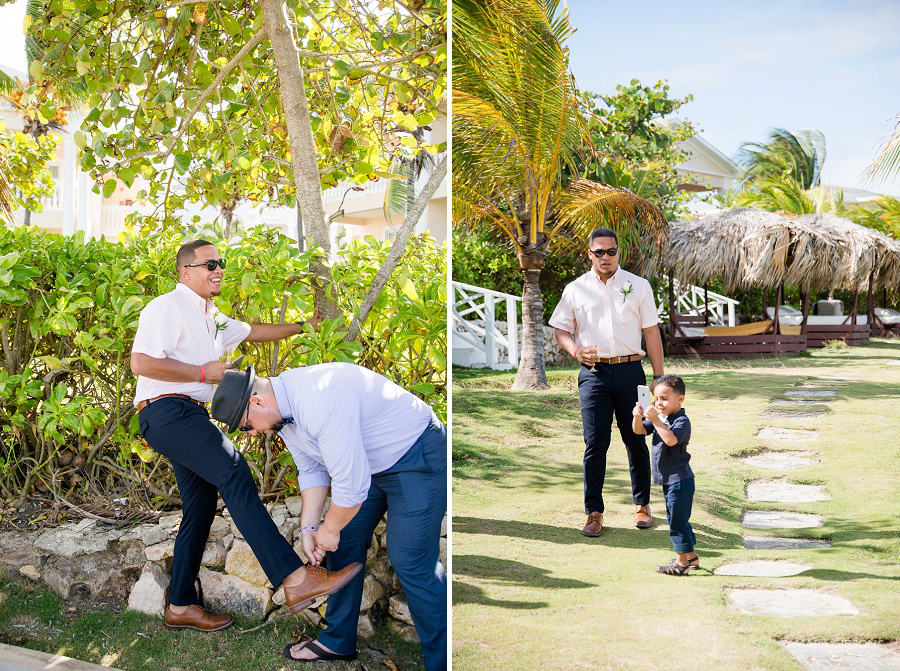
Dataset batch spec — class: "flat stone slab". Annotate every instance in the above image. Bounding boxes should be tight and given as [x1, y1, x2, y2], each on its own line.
[886, 361, 900, 366]
[726, 588, 859, 616]
[715, 561, 811, 577]
[762, 409, 827, 420]
[747, 480, 830, 502]
[743, 536, 831, 550]
[757, 427, 819, 442]
[742, 511, 824, 528]
[0, 643, 125, 670]
[772, 399, 829, 406]
[784, 390, 837, 398]
[784, 642, 900, 670]
[740, 452, 816, 470]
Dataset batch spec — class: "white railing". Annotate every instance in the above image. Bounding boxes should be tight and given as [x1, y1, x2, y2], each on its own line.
[323, 179, 390, 203]
[100, 205, 133, 235]
[661, 279, 739, 327]
[452, 282, 521, 370]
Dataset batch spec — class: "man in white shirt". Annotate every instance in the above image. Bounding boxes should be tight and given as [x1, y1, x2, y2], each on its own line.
[210, 363, 447, 670]
[549, 228, 664, 537]
[132, 239, 361, 633]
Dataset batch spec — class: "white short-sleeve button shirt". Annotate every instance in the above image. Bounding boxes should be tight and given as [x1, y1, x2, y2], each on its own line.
[132, 283, 251, 405]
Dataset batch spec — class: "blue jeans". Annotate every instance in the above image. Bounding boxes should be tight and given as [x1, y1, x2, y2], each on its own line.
[662, 477, 696, 554]
[317, 419, 447, 671]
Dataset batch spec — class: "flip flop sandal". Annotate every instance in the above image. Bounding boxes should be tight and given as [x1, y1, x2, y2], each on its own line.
[283, 640, 358, 662]
[656, 562, 692, 576]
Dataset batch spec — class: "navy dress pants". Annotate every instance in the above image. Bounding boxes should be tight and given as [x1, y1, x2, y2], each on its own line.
[577, 360, 651, 514]
[317, 419, 447, 671]
[663, 478, 696, 553]
[139, 398, 303, 606]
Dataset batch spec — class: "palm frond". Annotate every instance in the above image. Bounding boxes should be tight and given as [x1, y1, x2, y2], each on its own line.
[865, 116, 900, 187]
[737, 127, 826, 190]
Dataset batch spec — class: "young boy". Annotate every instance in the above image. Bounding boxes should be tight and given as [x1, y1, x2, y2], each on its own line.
[631, 374, 697, 575]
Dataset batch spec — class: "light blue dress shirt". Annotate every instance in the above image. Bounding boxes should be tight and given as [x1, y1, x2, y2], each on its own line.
[272, 363, 437, 507]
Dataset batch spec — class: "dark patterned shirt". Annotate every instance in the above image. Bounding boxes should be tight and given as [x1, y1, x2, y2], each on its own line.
[643, 409, 693, 486]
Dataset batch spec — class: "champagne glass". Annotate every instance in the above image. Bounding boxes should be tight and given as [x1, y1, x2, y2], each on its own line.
[584, 344, 598, 372]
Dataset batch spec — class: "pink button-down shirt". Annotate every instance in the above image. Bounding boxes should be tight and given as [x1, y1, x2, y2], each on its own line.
[549, 268, 659, 358]
[132, 283, 251, 405]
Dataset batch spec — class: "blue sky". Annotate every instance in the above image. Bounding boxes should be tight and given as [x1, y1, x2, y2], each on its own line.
[565, 0, 900, 196]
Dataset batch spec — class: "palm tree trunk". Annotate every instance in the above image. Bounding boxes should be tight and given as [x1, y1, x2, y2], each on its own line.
[512, 268, 549, 390]
[23, 209, 32, 227]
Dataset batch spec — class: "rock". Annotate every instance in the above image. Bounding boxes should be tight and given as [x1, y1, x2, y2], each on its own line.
[199, 567, 272, 619]
[225, 539, 270, 587]
[127, 562, 169, 616]
[229, 519, 244, 540]
[158, 513, 182, 531]
[388, 619, 420, 643]
[272, 514, 287, 529]
[34, 524, 110, 558]
[278, 519, 299, 545]
[375, 516, 387, 535]
[367, 556, 393, 589]
[223, 533, 234, 550]
[0, 532, 41, 569]
[139, 524, 169, 547]
[440, 515, 447, 537]
[440, 538, 447, 568]
[201, 540, 227, 567]
[360, 575, 385, 611]
[285, 497, 303, 516]
[145, 540, 176, 562]
[367, 534, 380, 562]
[73, 519, 95, 533]
[208, 516, 231, 541]
[389, 595, 414, 625]
[272, 585, 285, 607]
[357, 613, 375, 638]
[19, 565, 41, 581]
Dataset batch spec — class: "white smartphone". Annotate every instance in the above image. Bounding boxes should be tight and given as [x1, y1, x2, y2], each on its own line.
[230, 354, 244, 369]
[637, 384, 652, 410]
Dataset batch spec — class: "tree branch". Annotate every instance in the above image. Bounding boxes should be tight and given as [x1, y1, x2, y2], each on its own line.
[345, 155, 446, 342]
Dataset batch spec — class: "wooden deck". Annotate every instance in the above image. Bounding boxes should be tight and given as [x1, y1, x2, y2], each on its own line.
[805, 323, 870, 347]
[0, 643, 124, 671]
[668, 315, 808, 359]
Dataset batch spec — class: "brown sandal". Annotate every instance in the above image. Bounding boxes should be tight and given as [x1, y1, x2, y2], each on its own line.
[656, 562, 692, 576]
[668, 555, 700, 571]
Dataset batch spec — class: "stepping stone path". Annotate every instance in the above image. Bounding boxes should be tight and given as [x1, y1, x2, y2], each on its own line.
[726, 588, 859, 616]
[784, 390, 837, 398]
[715, 561, 811, 577]
[757, 427, 818, 441]
[771, 399, 828, 406]
[746, 480, 830, 502]
[739, 452, 815, 469]
[762, 409, 827, 419]
[887, 361, 900, 366]
[784, 642, 900, 671]
[742, 511, 823, 528]
[743, 536, 831, 550]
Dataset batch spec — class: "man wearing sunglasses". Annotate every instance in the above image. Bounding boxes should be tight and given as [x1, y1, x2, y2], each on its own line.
[210, 364, 446, 669]
[549, 228, 664, 537]
[130, 239, 361, 634]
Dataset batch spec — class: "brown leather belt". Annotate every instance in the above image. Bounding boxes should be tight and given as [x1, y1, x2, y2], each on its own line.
[137, 393, 205, 413]
[586, 354, 643, 365]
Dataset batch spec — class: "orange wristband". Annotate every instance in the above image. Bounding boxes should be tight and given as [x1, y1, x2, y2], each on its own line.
[200, 365, 206, 383]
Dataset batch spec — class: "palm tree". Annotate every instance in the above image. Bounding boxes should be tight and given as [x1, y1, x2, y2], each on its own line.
[865, 114, 900, 187]
[737, 128, 826, 190]
[453, 0, 667, 390]
[732, 173, 845, 216]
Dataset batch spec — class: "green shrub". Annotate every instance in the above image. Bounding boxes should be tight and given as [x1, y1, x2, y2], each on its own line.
[0, 226, 445, 507]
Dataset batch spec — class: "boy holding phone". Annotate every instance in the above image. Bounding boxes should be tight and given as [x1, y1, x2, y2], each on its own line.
[632, 375, 698, 575]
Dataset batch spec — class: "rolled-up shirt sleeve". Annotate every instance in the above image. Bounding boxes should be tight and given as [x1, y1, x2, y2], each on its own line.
[638, 280, 660, 329]
[132, 299, 179, 358]
[289, 447, 332, 492]
[304, 391, 371, 507]
[549, 285, 575, 332]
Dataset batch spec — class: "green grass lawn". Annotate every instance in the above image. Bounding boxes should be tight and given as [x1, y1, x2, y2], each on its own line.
[0, 577, 422, 671]
[451, 339, 900, 671]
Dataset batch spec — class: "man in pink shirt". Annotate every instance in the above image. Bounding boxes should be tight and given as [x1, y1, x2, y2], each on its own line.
[549, 228, 664, 537]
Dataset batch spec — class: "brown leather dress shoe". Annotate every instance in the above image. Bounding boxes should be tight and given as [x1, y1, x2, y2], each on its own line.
[581, 511, 603, 537]
[164, 604, 233, 632]
[634, 504, 653, 529]
[283, 563, 364, 614]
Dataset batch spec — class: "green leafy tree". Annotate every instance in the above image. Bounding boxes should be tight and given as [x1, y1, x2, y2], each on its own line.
[737, 127, 826, 190]
[0, 121, 59, 221]
[33, 0, 447, 329]
[453, 0, 667, 390]
[579, 80, 696, 219]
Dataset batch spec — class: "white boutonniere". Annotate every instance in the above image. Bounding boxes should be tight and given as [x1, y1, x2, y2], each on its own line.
[621, 282, 634, 303]
[213, 315, 229, 339]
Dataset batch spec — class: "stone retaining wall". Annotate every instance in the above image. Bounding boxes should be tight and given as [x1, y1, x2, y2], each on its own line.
[0, 499, 447, 641]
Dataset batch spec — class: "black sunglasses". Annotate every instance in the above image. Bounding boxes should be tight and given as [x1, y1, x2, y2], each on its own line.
[185, 258, 227, 271]
[589, 247, 619, 258]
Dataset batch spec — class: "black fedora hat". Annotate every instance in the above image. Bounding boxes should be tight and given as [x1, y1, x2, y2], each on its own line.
[211, 366, 257, 432]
